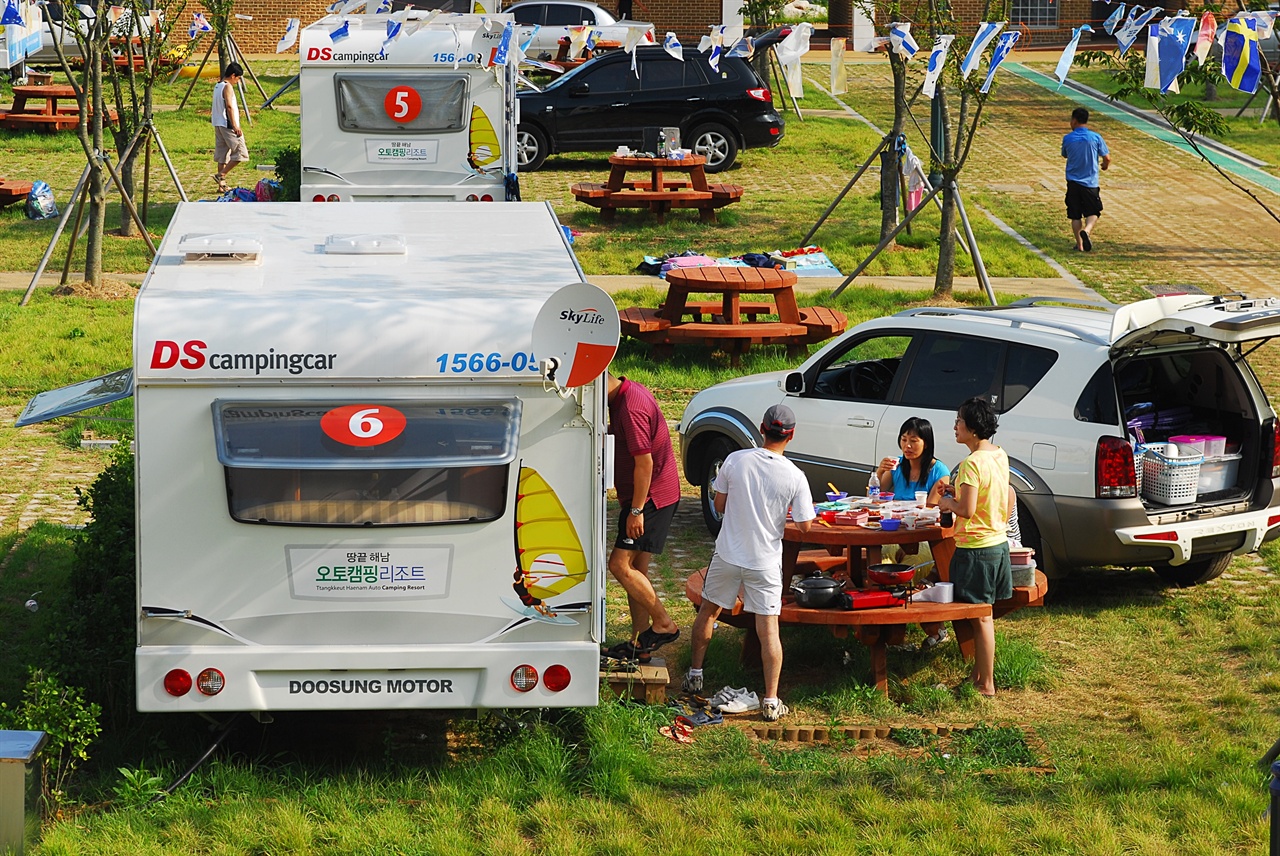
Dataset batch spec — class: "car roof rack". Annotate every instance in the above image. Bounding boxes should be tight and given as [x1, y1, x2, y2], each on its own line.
[1005, 296, 1115, 310]
[893, 302, 1112, 347]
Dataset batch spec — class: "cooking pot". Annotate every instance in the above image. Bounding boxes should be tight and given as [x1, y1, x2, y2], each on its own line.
[790, 572, 846, 608]
[866, 560, 934, 587]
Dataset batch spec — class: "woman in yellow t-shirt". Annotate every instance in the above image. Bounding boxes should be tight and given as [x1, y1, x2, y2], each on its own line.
[936, 396, 1011, 698]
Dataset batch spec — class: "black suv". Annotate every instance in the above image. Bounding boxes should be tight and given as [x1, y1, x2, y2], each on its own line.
[516, 46, 785, 172]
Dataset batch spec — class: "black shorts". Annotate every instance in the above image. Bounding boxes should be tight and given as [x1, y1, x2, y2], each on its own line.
[1065, 181, 1103, 220]
[613, 498, 678, 554]
[950, 543, 1013, 605]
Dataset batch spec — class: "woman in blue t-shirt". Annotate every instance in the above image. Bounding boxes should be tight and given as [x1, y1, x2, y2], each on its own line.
[875, 417, 950, 500]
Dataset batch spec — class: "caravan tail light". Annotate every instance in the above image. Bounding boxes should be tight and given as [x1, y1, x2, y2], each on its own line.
[466, 194, 479, 201]
[1096, 436, 1138, 499]
[480, 194, 493, 202]
[747, 87, 771, 102]
[196, 668, 225, 696]
[163, 669, 192, 696]
[543, 665, 571, 692]
[311, 194, 326, 202]
[510, 665, 538, 692]
[326, 194, 341, 202]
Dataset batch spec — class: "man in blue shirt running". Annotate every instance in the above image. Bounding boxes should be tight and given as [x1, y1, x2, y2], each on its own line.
[1061, 107, 1111, 252]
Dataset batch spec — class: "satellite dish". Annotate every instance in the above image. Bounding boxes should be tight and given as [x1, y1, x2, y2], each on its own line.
[532, 282, 620, 389]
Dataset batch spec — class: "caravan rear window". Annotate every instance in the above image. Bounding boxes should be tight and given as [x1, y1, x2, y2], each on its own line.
[213, 400, 520, 526]
[334, 74, 469, 133]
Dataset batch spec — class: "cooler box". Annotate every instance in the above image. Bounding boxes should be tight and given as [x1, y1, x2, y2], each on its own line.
[1197, 454, 1241, 494]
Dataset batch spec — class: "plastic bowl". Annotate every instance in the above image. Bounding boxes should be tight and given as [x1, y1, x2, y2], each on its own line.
[878, 493, 894, 503]
[819, 510, 837, 523]
[879, 518, 901, 531]
[825, 491, 848, 503]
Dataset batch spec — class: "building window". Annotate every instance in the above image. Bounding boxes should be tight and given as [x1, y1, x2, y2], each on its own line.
[1012, 0, 1058, 29]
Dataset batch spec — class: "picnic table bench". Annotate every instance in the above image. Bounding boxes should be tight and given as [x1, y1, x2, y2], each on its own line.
[570, 154, 744, 223]
[0, 178, 33, 208]
[0, 85, 116, 132]
[617, 266, 848, 365]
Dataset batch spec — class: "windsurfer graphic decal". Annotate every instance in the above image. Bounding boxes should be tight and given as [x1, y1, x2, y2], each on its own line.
[503, 465, 588, 625]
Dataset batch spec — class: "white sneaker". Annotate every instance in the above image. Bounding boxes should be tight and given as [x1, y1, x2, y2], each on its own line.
[719, 691, 761, 714]
[681, 671, 703, 694]
[762, 699, 789, 722]
[709, 686, 748, 707]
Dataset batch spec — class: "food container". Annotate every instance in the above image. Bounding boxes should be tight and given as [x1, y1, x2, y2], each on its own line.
[1197, 454, 1241, 494]
[1009, 547, 1035, 567]
[1012, 565, 1036, 588]
[819, 510, 837, 523]
[878, 493, 895, 503]
[1168, 435, 1225, 458]
[900, 512, 919, 529]
[826, 491, 848, 503]
[915, 582, 953, 603]
[790, 573, 846, 608]
[879, 518, 901, 531]
[834, 510, 867, 525]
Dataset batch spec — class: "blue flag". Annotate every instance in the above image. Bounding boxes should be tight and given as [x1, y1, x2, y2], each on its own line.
[1, 0, 25, 26]
[1054, 25, 1092, 87]
[1103, 4, 1125, 35]
[1157, 16, 1196, 92]
[329, 20, 350, 43]
[1116, 6, 1162, 55]
[889, 22, 919, 60]
[491, 20, 513, 66]
[1223, 15, 1261, 93]
[960, 21, 1004, 79]
[980, 31, 1019, 93]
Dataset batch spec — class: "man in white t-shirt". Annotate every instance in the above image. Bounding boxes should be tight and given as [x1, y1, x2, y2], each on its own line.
[211, 63, 248, 193]
[683, 404, 814, 722]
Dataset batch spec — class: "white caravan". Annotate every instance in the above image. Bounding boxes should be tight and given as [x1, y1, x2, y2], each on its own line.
[300, 12, 518, 203]
[0, 0, 42, 75]
[18, 201, 622, 712]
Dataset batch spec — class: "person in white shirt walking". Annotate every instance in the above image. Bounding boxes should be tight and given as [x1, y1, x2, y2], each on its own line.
[212, 63, 248, 193]
[683, 404, 815, 722]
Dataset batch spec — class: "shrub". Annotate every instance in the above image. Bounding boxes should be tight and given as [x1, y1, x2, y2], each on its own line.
[274, 145, 301, 201]
[0, 669, 102, 817]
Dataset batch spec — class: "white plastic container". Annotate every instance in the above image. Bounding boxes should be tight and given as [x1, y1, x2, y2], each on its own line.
[915, 582, 953, 603]
[1197, 454, 1241, 494]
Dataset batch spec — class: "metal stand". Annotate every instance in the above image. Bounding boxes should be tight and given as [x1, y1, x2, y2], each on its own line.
[261, 73, 298, 109]
[831, 179, 994, 305]
[176, 27, 270, 114]
[768, 46, 803, 120]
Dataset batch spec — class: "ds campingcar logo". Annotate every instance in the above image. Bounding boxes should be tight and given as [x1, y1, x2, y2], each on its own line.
[305, 47, 388, 62]
[150, 340, 338, 375]
[559, 308, 606, 326]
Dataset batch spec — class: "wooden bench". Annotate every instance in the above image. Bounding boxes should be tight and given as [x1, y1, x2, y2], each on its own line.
[685, 568, 1049, 694]
[664, 321, 809, 365]
[0, 178, 33, 208]
[617, 306, 670, 335]
[799, 305, 849, 340]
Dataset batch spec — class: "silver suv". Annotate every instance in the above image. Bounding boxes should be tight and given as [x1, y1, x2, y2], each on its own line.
[679, 295, 1280, 586]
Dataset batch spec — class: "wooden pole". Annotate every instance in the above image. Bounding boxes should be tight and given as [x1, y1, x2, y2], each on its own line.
[60, 183, 90, 285]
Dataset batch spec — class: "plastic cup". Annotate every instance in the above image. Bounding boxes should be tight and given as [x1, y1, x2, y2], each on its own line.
[915, 491, 927, 508]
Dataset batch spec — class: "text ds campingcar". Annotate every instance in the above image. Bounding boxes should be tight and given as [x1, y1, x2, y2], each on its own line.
[300, 11, 518, 203]
[17, 201, 623, 712]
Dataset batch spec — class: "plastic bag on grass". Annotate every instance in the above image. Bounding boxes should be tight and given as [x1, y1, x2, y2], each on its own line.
[25, 180, 58, 220]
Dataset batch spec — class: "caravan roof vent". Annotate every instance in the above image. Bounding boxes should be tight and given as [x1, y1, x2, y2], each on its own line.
[324, 234, 408, 255]
[178, 234, 264, 264]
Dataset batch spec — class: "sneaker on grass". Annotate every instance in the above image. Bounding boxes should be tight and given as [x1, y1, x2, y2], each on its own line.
[681, 671, 703, 694]
[762, 700, 789, 722]
[709, 686, 748, 707]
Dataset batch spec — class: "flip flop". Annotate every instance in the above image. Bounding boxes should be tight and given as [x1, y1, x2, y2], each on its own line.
[659, 724, 694, 743]
[637, 626, 679, 651]
[1080, 231, 1092, 252]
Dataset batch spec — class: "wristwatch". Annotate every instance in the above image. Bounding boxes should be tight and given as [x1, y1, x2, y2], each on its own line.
[629, 507, 644, 516]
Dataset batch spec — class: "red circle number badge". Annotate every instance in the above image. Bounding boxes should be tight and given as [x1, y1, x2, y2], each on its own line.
[321, 404, 407, 447]
[383, 85, 422, 123]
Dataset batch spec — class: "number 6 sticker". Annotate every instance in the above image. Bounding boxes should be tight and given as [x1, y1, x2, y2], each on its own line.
[383, 85, 421, 123]
[321, 404, 407, 447]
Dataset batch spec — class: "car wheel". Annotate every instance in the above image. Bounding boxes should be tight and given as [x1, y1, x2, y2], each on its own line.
[690, 123, 739, 173]
[516, 125, 548, 172]
[699, 436, 739, 536]
[1154, 552, 1232, 587]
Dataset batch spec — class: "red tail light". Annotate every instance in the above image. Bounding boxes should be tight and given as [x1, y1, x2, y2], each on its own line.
[1270, 418, 1280, 477]
[311, 194, 326, 202]
[480, 194, 493, 202]
[746, 87, 771, 102]
[1096, 436, 1137, 499]
[163, 669, 192, 696]
[543, 664, 571, 692]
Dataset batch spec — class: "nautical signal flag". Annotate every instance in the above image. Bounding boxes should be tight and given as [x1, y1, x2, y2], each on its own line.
[374, 0, 392, 12]
[1054, 25, 1092, 88]
[490, 20, 513, 66]
[979, 30, 1019, 93]
[960, 21, 1004, 80]
[889, 22, 919, 60]
[1194, 11, 1216, 65]
[382, 17, 402, 48]
[922, 34, 954, 99]
[276, 18, 300, 53]
[1222, 15, 1261, 94]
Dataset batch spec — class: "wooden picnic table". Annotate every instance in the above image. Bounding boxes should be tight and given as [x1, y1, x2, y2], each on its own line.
[0, 84, 114, 132]
[617, 266, 848, 365]
[782, 515, 956, 590]
[570, 154, 744, 223]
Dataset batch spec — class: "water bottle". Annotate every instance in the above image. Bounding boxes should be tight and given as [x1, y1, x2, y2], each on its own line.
[867, 470, 880, 503]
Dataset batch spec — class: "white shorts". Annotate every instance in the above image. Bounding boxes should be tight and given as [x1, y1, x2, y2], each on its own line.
[703, 553, 782, 616]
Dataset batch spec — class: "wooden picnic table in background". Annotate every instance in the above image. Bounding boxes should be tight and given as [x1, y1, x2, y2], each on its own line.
[617, 266, 848, 364]
[0, 85, 116, 132]
[571, 154, 743, 223]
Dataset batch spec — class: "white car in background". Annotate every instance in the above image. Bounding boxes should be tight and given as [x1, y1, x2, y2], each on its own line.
[506, 0, 652, 58]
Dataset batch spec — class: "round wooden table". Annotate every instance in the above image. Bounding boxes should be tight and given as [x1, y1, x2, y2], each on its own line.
[783, 517, 957, 589]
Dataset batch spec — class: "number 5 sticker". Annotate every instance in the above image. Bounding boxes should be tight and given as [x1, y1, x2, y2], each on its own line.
[383, 85, 421, 123]
[321, 404, 407, 447]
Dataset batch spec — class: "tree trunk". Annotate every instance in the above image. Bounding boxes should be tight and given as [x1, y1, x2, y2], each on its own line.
[114, 122, 138, 238]
[933, 176, 958, 296]
[879, 52, 909, 242]
[85, 55, 107, 287]
[1204, 79, 1218, 102]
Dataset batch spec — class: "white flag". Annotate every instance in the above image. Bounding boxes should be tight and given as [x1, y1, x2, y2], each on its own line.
[1054, 25, 1091, 87]
[830, 37, 847, 94]
[922, 34, 954, 99]
[776, 22, 812, 97]
[960, 21, 1005, 79]
[662, 32, 682, 60]
[1143, 23, 1161, 89]
[276, 18, 300, 53]
[889, 22, 919, 60]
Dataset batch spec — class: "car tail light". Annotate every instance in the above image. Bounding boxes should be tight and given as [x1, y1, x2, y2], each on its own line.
[1268, 514, 1280, 527]
[196, 668, 225, 696]
[466, 194, 479, 201]
[746, 87, 771, 102]
[1135, 531, 1178, 541]
[1096, 436, 1137, 499]
[543, 664, 571, 692]
[326, 194, 340, 202]
[1269, 418, 1280, 477]
[163, 669, 192, 696]
[311, 194, 326, 202]
[511, 665, 538, 691]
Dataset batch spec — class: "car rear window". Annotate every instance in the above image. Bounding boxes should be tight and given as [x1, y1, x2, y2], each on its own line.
[641, 57, 705, 89]
[1075, 363, 1119, 424]
[545, 4, 594, 24]
[511, 4, 544, 23]
[898, 334, 1056, 413]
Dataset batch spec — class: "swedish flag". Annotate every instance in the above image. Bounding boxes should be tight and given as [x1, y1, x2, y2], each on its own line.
[1222, 15, 1261, 94]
